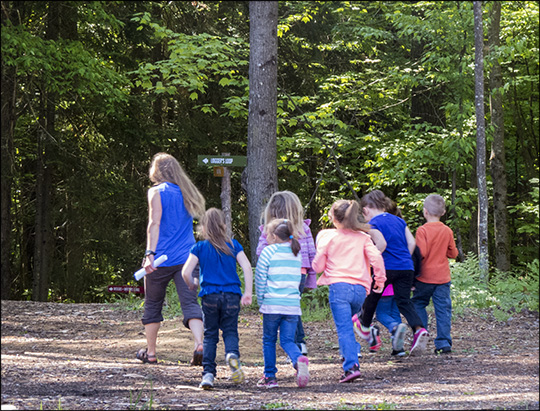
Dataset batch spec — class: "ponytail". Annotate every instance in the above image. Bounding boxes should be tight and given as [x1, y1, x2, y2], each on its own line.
[290, 237, 301, 256]
[267, 218, 301, 256]
[331, 199, 370, 232]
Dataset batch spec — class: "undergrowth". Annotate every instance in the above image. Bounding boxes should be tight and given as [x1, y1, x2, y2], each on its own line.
[111, 255, 539, 323]
[451, 254, 539, 320]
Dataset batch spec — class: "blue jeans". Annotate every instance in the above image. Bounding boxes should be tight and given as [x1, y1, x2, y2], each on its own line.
[262, 314, 302, 378]
[412, 281, 452, 350]
[201, 292, 241, 376]
[375, 296, 402, 334]
[329, 283, 366, 372]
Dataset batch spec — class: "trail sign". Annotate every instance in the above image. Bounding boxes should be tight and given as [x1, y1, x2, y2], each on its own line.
[197, 155, 247, 167]
[108, 285, 144, 294]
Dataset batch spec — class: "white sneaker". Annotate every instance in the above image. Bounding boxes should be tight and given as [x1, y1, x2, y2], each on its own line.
[391, 323, 407, 353]
[410, 328, 429, 355]
[296, 355, 309, 388]
[199, 373, 214, 390]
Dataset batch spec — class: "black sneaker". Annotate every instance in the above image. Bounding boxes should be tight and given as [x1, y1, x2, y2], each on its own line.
[391, 349, 406, 357]
[434, 346, 452, 355]
[369, 325, 382, 352]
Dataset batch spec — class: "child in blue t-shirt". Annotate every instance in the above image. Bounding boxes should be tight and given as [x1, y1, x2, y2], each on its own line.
[182, 208, 253, 390]
[352, 190, 429, 355]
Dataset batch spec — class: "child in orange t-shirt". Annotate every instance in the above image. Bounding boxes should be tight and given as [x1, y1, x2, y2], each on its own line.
[412, 194, 459, 355]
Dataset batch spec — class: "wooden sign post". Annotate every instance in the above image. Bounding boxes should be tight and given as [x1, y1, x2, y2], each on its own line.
[198, 154, 247, 237]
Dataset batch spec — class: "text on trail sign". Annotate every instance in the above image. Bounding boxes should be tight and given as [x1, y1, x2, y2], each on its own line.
[108, 285, 144, 294]
[198, 155, 247, 167]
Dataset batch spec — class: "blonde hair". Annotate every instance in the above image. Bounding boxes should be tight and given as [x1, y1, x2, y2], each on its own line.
[149, 152, 205, 219]
[261, 191, 304, 238]
[424, 194, 446, 217]
[199, 208, 234, 256]
[331, 199, 370, 232]
[266, 218, 301, 256]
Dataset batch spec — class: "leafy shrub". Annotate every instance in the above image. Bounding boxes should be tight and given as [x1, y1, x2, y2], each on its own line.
[488, 259, 539, 313]
[300, 285, 331, 322]
[450, 253, 496, 315]
[451, 253, 539, 319]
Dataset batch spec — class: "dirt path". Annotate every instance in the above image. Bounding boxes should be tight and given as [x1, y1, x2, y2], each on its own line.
[1, 300, 539, 410]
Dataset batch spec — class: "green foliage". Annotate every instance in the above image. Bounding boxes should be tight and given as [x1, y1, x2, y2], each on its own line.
[508, 178, 540, 262]
[488, 259, 539, 315]
[451, 254, 539, 318]
[300, 286, 331, 322]
[262, 402, 291, 410]
[3, 1, 538, 303]
[129, 378, 154, 410]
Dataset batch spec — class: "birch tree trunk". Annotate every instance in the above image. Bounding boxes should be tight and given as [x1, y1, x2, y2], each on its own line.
[473, 1, 489, 282]
[247, 1, 278, 262]
[488, 1, 510, 272]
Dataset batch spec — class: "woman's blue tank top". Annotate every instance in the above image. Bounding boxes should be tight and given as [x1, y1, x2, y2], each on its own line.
[154, 182, 195, 266]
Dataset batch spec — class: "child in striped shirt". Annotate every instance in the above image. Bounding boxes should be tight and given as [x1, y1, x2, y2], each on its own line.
[255, 219, 309, 389]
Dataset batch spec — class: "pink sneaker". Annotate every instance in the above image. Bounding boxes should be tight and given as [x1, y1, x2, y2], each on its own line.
[296, 355, 309, 388]
[410, 328, 429, 355]
[352, 314, 370, 341]
[339, 364, 361, 383]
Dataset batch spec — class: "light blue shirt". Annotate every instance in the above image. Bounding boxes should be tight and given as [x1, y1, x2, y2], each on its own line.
[255, 243, 302, 315]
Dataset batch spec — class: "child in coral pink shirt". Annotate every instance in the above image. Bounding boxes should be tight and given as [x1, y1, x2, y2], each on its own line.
[312, 199, 385, 383]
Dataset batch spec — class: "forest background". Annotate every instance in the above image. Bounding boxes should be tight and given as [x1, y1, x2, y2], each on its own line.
[1, 1, 538, 306]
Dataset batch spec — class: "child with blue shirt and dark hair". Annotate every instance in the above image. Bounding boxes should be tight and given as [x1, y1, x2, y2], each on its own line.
[182, 208, 253, 390]
[352, 190, 429, 356]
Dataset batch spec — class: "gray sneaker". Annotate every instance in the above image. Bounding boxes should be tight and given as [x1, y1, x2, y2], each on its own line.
[199, 373, 214, 390]
[300, 342, 308, 356]
[391, 323, 407, 353]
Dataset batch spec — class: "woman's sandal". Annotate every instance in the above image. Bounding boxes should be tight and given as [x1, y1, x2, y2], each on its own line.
[190, 343, 203, 366]
[136, 348, 158, 364]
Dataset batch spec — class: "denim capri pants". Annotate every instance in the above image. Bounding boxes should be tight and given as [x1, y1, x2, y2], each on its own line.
[141, 264, 203, 329]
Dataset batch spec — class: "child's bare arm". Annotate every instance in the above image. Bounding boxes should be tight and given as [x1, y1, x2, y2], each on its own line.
[369, 228, 387, 253]
[181, 254, 200, 291]
[405, 226, 416, 254]
[237, 251, 253, 306]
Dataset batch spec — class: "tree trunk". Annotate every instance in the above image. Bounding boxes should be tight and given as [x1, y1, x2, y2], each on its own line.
[1, 1, 17, 300]
[473, 1, 489, 282]
[33, 1, 60, 301]
[247, 1, 279, 263]
[488, 1, 510, 272]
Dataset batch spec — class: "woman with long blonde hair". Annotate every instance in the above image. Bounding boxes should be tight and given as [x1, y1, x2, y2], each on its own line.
[136, 152, 205, 366]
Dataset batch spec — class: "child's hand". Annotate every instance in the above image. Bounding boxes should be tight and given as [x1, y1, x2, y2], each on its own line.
[241, 294, 252, 306]
[373, 282, 385, 293]
[187, 277, 199, 291]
